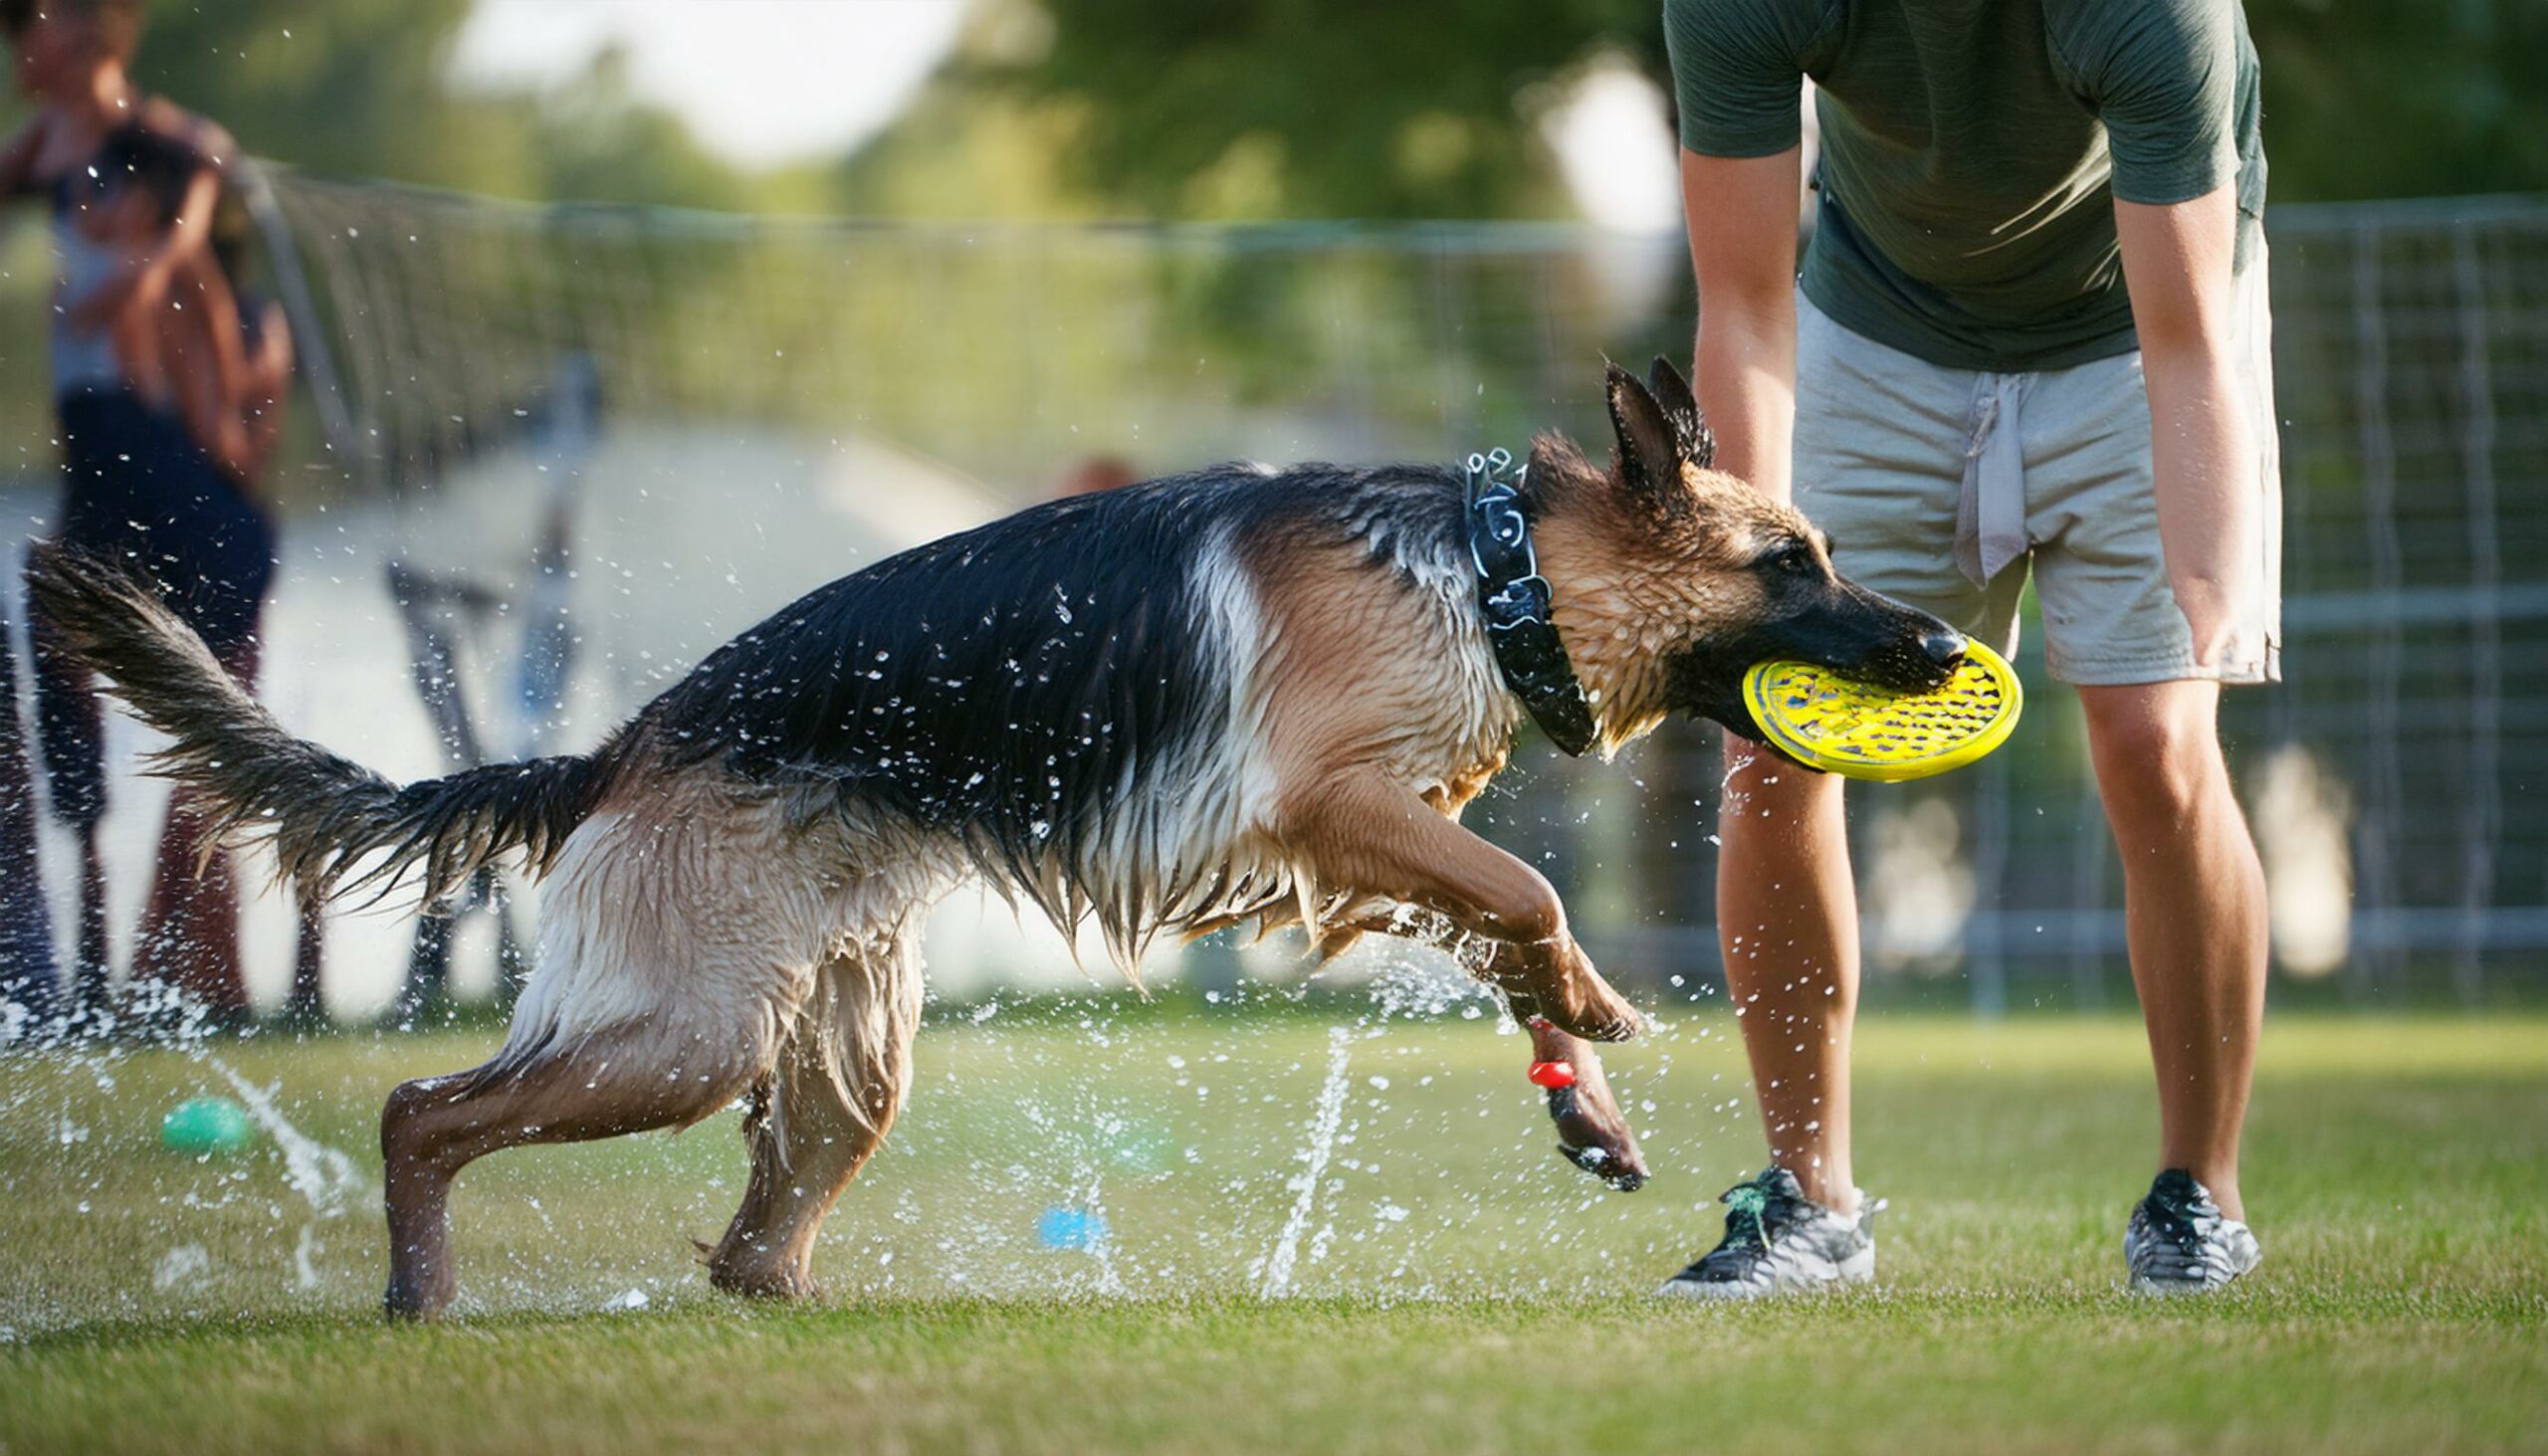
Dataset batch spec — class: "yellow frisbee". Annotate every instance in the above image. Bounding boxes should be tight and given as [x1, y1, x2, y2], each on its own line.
[1742, 641, 2023, 782]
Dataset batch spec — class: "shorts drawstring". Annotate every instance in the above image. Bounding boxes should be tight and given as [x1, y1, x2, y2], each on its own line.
[1956, 372, 2031, 587]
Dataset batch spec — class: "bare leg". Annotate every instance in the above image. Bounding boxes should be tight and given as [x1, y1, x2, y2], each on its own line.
[708, 939, 924, 1299]
[285, 904, 326, 1025]
[380, 1026, 765, 1320]
[0, 598, 56, 1014]
[133, 786, 248, 1021]
[2079, 681, 2265, 1220]
[70, 831, 108, 1015]
[134, 637, 261, 1022]
[1715, 741, 1859, 1213]
[28, 588, 110, 1016]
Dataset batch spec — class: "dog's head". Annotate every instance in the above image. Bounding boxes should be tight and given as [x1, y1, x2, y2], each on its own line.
[1526, 356, 1966, 758]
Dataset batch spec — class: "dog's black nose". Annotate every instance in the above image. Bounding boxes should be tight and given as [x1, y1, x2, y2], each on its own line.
[1919, 628, 1969, 667]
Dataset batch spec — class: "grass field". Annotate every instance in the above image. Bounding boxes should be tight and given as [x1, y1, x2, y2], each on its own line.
[1, 1004, 2542, 1453]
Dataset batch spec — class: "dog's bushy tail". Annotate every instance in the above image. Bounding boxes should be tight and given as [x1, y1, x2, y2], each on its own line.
[24, 541, 615, 908]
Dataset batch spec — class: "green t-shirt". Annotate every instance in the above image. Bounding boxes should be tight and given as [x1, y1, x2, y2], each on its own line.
[1664, 0, 2266, 371]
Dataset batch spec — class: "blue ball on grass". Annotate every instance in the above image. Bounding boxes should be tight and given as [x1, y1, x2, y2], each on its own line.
[1037, 1206, 1108, 1250]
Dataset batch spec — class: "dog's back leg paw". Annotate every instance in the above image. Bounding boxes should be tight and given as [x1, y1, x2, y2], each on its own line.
[706, 938, 923, 1302]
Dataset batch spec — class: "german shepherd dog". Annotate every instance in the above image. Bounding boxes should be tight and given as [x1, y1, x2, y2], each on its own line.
[27, 359, 1962, 1320]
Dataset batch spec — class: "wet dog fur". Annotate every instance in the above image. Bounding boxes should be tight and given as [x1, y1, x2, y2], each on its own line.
[25, 358, 1960, 1319]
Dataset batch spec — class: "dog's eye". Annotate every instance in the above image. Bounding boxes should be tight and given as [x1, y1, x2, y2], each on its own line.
[1773, 541, 1816, 574]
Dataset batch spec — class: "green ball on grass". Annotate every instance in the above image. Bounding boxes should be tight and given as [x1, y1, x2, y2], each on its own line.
[161, 1096, 255, 1155]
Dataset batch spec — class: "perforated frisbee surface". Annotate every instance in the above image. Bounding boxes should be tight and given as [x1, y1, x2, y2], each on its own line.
[1742, 641, 2022, 782]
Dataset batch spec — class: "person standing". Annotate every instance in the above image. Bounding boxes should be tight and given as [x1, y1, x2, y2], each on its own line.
[4, 0, 268, 1023]
[1655, 0, 2277, 1296]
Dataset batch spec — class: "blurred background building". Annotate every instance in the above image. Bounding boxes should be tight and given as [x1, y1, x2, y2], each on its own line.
[3, 0, 2542, 1017]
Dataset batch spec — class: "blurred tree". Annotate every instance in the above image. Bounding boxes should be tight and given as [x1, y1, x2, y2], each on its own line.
[2245, 0, 2548, 202]
[952, 0, 1667, 220]
[131, 0, 497, 188]
[885, 0, 2548, 218]
[0, 0, 755, 209]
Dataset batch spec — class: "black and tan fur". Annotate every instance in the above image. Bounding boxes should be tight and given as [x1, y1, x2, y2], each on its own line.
[25, 358, 1960, 1320]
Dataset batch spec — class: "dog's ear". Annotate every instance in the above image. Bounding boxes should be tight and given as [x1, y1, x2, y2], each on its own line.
[1645, 355, 1714, 471]
[1605, 361, 1689, 516]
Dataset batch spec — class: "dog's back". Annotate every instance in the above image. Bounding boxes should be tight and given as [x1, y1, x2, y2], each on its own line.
[633, 461, 1502, 961]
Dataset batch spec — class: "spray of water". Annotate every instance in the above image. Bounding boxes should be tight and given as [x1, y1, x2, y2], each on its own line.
[1257, 1024, 1352, 1299]
[203, 1053, 366, 1220]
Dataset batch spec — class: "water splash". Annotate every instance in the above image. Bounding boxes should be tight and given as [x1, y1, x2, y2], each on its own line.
[202, 1052, 366, 1220]
[1258, 1025, 1351, 1299]
[1078, 1173, 1126, 1297]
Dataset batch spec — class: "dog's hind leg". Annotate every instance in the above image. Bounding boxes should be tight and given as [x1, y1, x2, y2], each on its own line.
[378, 784, 848, 1322]
[706, 934, 924, 1300]
[380, 1020, 769, 1321]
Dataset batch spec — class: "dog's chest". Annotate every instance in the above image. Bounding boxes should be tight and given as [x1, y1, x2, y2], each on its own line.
[1375, 554, 1515, 806]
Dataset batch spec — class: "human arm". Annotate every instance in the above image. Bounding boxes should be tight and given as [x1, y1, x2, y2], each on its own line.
[2084, 0, 2261, 669]
[70, 163, 221, 328]
[1684, 148, 1805, 502]
[1664, 0, 1822, 499]
[159, 256, 254, 480]
[69, 108, 233, 329]
[235, 299, 293, 489]
[2115, 187, 2257, 669]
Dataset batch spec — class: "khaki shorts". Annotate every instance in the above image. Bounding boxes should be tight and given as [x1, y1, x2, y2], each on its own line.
[1792, 260, 2281, 686]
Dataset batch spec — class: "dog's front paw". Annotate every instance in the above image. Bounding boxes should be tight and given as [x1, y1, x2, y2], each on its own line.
[1554, 1125, 1647, 1191]
[1527, 1025, 1649, 1192]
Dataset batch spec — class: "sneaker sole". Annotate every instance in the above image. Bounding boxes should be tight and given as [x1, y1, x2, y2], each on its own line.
[2127, 1266, 2255, 1296]
[1652, 1246, 1875, 1302]
[2131, 1277, 2226, 1296]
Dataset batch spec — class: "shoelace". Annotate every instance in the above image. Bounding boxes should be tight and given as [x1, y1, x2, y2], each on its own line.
[1715, 1173, 1791, 1253]
[2143, 1177, 2222, 1254]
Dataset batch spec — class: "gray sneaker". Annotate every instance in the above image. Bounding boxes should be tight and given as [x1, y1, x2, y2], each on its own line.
[2124, 1168, 2261, 1294]
[1653, 1165, 1876, 1301]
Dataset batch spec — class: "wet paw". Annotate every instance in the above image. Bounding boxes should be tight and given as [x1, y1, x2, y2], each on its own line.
[1524, 1017, 1649, 1192]
[382, 1268, 455, 1323]
[1556, 1138, 1648, 1192]
[1546, 1085, 1650, 1191]
[708, 1256, 821, 1301]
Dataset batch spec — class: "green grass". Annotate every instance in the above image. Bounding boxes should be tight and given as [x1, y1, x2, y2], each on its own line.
[1, 1009, 2542, 1453]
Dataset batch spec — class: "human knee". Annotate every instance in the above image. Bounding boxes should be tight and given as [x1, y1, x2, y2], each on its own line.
[2083, 693, 2228, 828]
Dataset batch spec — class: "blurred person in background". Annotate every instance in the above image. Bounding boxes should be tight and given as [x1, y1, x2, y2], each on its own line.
[1658, 0, 2276, 1299]
[4, 0, 274, 1024]
[206, 191, 290, 486]
[0, 559, 48, 1014]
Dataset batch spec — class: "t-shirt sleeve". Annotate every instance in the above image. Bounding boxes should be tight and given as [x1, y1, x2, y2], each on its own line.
[2063, 0, 2241, 206]
[1663, 0, 1821, 158]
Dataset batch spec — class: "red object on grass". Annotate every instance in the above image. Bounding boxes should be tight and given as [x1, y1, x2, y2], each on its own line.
[1527, 1060, 1577, 1090]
